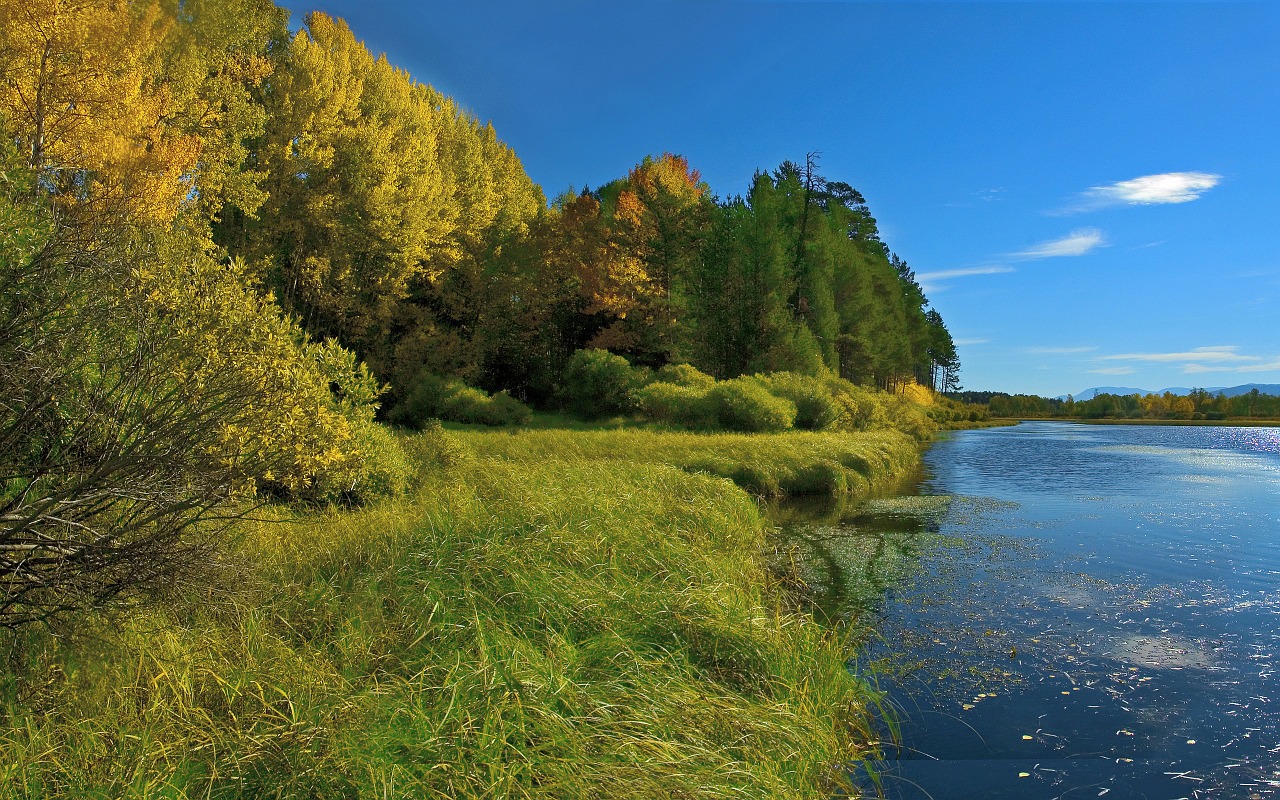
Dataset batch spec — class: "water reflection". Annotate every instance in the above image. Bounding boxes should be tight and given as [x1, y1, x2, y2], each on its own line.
[770, 422, 1280, 799]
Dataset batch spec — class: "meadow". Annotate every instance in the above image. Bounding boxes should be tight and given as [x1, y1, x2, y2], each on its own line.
[0, 425, 919, 799]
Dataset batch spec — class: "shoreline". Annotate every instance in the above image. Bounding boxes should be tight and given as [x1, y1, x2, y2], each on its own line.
[993, 417, 1280, 428]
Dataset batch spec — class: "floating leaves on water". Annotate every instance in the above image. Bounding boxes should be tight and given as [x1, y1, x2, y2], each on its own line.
[858, 494, 955, 523]
[770, 436, 1280, 796]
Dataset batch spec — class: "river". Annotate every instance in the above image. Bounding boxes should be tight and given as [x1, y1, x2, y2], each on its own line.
[772, 422, 1280, 799]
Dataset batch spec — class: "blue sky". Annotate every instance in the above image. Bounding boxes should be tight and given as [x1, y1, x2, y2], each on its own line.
[279, 1, 1280, 397]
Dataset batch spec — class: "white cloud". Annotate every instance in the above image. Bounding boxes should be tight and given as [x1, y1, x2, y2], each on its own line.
[916, 266, 1014, 282]
[1094, 172, 1221, 205]
[1091, 345, 1280, 375]
[953, 338, 990, 346]
[1090, 366, 1137, 375]
[916, 266, 1014, 292]
[1183, 357, 1280, 374]
[1025, 346, 1097, 355]
[1098, 346, 1258, 364]
[1058, 172, 1221, 213]
[1012, 228, 1107, 259]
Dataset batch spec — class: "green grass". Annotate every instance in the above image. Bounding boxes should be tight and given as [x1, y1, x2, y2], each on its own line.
[460, 427, 920, 497]
[0, 427, 918, 798]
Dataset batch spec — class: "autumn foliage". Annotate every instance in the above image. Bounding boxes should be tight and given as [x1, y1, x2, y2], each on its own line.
[0, 0, 958, 627]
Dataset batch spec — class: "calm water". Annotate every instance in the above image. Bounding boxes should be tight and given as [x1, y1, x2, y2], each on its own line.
[773, 422, 1280, 799]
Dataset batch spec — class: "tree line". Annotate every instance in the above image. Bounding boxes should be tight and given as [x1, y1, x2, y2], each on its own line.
[957, 389, 1280, 421]
[202, 10, 959, 409]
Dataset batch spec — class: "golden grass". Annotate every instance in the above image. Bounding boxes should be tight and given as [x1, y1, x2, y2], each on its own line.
[0, 427, 918, 798]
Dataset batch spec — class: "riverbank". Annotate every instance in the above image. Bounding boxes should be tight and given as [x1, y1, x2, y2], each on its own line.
[0, 425, 922, 798]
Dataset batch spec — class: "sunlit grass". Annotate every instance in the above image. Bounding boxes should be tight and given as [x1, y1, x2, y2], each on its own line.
[1, 428, 917, 798]
[460, 427, 920, 497]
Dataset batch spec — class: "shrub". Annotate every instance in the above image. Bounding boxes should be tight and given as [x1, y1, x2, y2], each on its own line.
[340, 420, 415, 502]
[401, 420, 475, 471]
[0, 184, 380, 626]
[706, 378, 796, 432]
[655, 363, 716, 390]
[440, 385, 501, 424]
[390, 372, 531, 427]
[560, 348, 646, 419]
[880, 392, 937, 440]
[820, 377, 889, 431]
[388, 371, 450, 427]
[755, 372, 842, 430]
[487, 391, 534, 426]
[635, 381, 715, 428]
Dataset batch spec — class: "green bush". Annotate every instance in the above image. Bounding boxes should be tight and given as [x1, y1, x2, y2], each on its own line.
[388, 371, 450, 427]
[487, 391, 534, 426]
[706, 378, 796, 432]
[561, 349, 646, 419]
[655, 363, 716, 390]
[880, 393, 937, 440]
[390, 372, 531, 427]
[352, 420, 415, 500]
[635, 381, 714, 428]
[755, 372, 842, 430]
[814, 378, 882, 431]
[401, 420, 475, 472]
[312, 419, 414, 503]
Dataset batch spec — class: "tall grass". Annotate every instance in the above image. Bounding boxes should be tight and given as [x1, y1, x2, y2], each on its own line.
[461, 427, 920, 497]
[0, 428, 916, 798]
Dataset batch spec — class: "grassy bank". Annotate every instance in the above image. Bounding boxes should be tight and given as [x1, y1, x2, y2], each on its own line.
[461, 428, 919, 497]
[0, 427, 919, 798]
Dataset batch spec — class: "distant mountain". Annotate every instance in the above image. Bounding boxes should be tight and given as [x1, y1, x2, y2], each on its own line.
[1062, 383, 1280, 401]
[1214, 383, 1280, 398]
[1068, 386, 1151, 400]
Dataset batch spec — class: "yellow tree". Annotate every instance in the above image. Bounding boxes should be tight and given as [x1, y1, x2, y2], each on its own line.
[245, 11, 453, 344]
[0, 0, 284, 224]
[0, 0, 198, 221]
[227, 11, 545, 377]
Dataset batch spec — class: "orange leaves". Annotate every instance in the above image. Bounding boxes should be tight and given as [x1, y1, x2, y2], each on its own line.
[550, 193, 653, 319]
[627, 152, 706, 200]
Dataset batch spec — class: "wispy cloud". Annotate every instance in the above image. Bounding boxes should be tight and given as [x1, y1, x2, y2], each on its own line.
[1183, 358, 1280, 374]
[918, 229, 1106, 293]
[1012, 228, 1108, 259]
[917, 266, 1014, 282]
[1090, 366, 1137, 376]
[1092, 345, 1280, 375]
[1056, 171, 1221, 214]
[943, 187, 1006, 208]
[1025, 346, 1097, 355]
[916, 266, 1014, 292]
[1097, 346, 1258, 364]
[953, 338, 990, 347]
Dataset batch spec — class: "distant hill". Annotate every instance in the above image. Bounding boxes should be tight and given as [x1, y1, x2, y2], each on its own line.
[1214, 383, 1280, 398]
[1064, 383, 1280, 401]
[1069, 386, 1152, 400]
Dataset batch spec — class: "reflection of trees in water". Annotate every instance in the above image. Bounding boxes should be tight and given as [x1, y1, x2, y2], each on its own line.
[769, 495, 952, 624]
